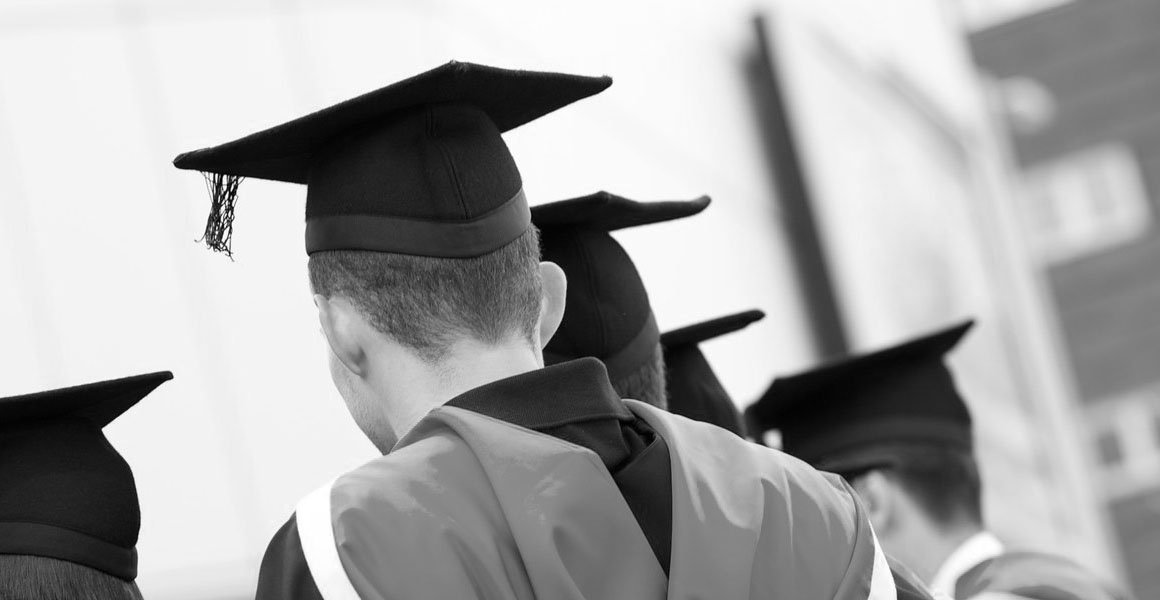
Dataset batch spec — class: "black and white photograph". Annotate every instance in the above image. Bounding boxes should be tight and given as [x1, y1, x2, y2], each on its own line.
[0, 0, 1154, 598]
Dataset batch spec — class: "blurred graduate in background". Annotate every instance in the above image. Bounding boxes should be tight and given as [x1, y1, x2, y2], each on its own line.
[533, 190, 708, 409]
[660, 309, 765, 437]
[748, 321, 1133, 600]
[0, 372, 172, 600]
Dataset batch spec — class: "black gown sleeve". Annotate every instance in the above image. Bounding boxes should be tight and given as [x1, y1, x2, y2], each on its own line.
[254, 515, 325, 600]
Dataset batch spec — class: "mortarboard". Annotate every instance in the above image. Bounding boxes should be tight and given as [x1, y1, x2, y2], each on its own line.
[0, 371, 173, 581]
[660, 309, 765, 436]
[533, 191, 710, 382]
[746, 320, 975, 472]
[174, 61, 611, 257]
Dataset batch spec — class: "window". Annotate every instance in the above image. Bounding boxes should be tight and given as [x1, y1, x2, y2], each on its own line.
[1021, 144, 1152, 264]
[1088, 392, 1160, 500]
[992, 77, 1057, 136]
[1096, 429, 1124, 468]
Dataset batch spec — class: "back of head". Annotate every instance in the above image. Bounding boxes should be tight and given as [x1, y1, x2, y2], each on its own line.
[837, 444, 984, 583]
[0, 372, 172, 593]
[538, 223, 659, 391]
[841, 444, 984, 531]
[662, 344, 739, 433]
[309, 227, 544, 363]
[531, 192, 712, 407]
[660, 310, 765, 436]
[0, 555, 143, 600]
[748, 320, 977, 467]
[174, 66, 611, 353]
[612, 343, 667, 409]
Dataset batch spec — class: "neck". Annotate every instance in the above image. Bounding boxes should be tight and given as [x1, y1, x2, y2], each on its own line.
[372, 337, 543, 442]
[910, 522, 984, 584]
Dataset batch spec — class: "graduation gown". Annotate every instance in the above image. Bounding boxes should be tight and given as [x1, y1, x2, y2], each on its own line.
[255, 358, 910, 599]
[933, 532, 1132, 600]
[954, 553, 1133, 600]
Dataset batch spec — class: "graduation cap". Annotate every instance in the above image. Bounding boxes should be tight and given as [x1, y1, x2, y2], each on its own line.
[173, 61, 612, 257]
[533, 191, 710, 382]
[0, 371, 173, 581]
[661, 310, 764, 436]
[746, 320, 975, 472]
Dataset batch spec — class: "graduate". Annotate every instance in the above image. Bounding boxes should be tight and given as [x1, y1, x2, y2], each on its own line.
[535, 198, 932, 597]
[175, 61, 904, 599]
[748, 320, 1133, 600]
[533, 191, 709, 409]
[0, 371, 173, 600]
[659, 309, 764, 437]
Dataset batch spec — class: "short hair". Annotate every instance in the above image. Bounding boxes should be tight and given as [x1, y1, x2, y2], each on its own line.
[309, 228, 543, 363]
[843, 445, 983, 529]
[0, 555, 143, 600]
[611, 343, 667, 409]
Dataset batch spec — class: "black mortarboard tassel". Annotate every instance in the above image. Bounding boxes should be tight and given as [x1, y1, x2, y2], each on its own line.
[0, 371, 172, 581]
[175, 61, 612, 257]
[533, 191, 710, 382]
[200, 173, 242, 256]
[660, 310, 765, 436]
[746, 320, 975, 471]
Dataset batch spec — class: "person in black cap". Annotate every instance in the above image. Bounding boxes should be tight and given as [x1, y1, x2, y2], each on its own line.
[747, 321, 1132, 600]
[533, 191, 710, 409]
[176, 61, 909, 599]
[0, 371, 172, 600]
[659, 309, 764, 436]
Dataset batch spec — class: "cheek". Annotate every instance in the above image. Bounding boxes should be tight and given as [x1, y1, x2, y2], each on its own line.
[328, 351, 361, 408]
[327, 350, 363, 414]
[323, 346, 394, 451]
[328, 352, 383, 421]
[327, 350, 346, 388]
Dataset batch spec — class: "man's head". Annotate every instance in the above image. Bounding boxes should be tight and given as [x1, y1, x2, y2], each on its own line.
[746, 320, 979, 578]
[532, 192, 712, 409]
[173, 63, 612, 448]
[0, 555, 143, 600]
[614, 344, 667, 407]
[837, 445, 984, 578]
[310, 228, 545, 363]
[311, 227, 568, 451]
[0, 372, 172, 594]
[660, 310, 765, 436]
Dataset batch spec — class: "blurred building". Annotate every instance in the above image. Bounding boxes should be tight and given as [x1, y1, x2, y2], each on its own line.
[968, 0, 1160, 597]
[752, 0, 1121, 583]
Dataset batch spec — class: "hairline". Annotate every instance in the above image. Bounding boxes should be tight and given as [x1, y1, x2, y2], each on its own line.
[307, 228, 544, 363]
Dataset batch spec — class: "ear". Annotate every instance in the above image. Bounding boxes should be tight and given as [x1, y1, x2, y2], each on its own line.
[851, 470, 896, 533]
[315, 294, 369, 379]
[537, 261, 567, 348]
